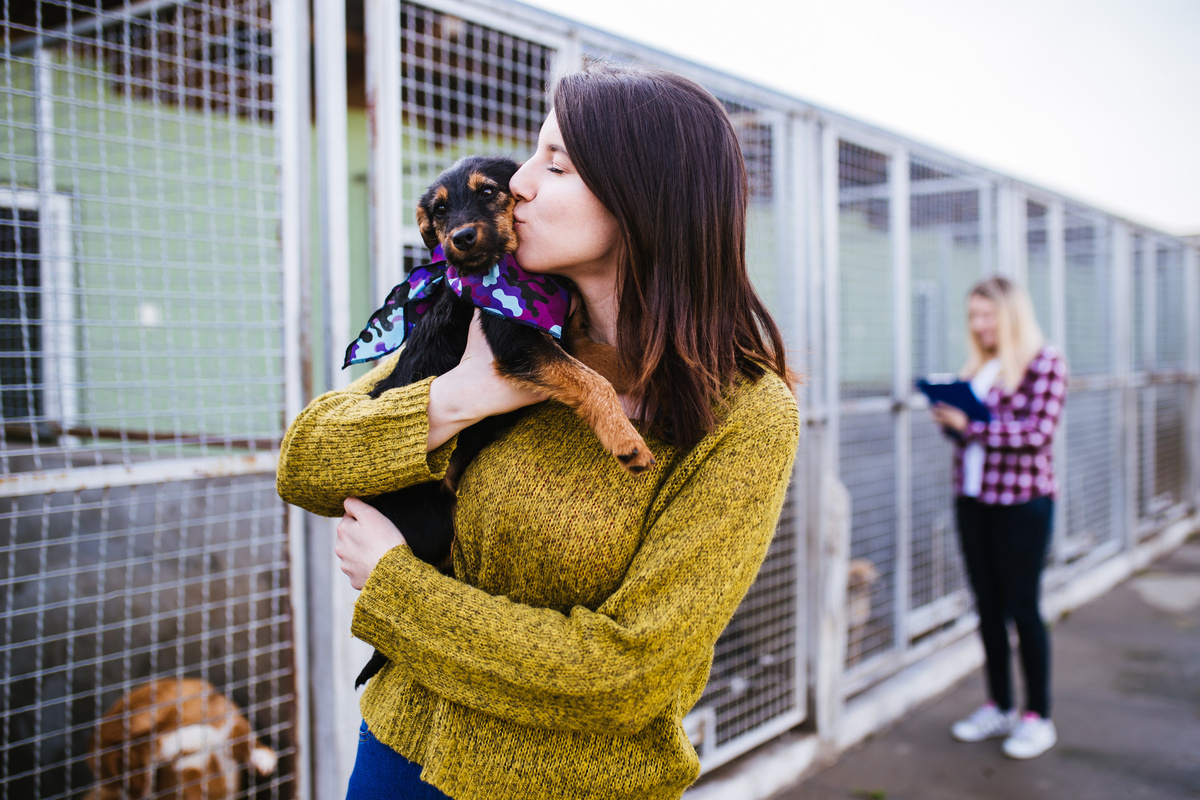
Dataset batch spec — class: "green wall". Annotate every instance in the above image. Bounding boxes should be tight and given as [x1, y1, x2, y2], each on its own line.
[2, 52, 283, 444]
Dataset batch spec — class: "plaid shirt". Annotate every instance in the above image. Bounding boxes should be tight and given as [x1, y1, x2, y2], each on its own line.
[953, 345, 1068, 505]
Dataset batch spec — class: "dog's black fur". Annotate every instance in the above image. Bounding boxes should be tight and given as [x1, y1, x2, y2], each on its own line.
[354, 155, 653, 688]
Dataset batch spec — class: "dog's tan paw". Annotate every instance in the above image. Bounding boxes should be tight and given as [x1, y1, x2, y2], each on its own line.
[615, 443, 655, 474]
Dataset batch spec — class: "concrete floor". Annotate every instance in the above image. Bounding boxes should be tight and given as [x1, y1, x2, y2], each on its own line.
[780, 538, 1200, 800]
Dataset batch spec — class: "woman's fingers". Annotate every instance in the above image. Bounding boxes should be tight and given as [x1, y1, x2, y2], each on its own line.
[336, 497, 407, 590]
[427, 310, 549, 450]
[457, 311, 547, 412]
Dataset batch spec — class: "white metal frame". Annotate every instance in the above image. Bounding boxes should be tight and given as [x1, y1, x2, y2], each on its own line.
[889, 142, 912, 660]
[309, 1, 372, 797]
[274, 0, 312, 795]
[33, 47, 80, 434]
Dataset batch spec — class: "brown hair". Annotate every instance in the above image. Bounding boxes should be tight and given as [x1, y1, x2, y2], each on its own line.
[552, 62, 794, 449]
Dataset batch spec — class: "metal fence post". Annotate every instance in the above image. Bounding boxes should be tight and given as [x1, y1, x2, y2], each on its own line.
[1046, 200, 1069, 562]
[1186, 245, 1200, 507]
[1112, 222, 1136, 551]
[890, 145, 912, 653]
[813, 121, 846, 748]
[312, 0, 368, 795]
[276, 0, 313, 795]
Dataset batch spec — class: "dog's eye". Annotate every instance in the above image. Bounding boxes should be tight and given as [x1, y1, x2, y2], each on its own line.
[433, 203, 447, 218]
[481, 186, 496, 198]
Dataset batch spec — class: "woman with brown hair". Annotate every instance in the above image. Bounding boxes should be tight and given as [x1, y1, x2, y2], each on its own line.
[930, 276, 1067, 760]
[277, 62, 799, 799]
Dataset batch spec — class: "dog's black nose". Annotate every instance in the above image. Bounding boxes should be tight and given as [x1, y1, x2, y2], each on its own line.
[451, 227, 477, 250]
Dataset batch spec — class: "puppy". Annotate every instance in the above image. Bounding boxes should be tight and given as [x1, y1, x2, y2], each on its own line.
[846, 558, 881, 667]
[347, 155, 653, 688]
[85, 677, 277, 800]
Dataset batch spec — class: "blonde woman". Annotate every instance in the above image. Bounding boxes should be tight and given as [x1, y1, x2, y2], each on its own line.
[929, 276, 1067, 760]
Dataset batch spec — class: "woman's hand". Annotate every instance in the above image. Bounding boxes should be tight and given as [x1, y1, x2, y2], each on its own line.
[426, 309, 546, 450]
[336, 497, 408, 590]
[930, 402, 969, 433]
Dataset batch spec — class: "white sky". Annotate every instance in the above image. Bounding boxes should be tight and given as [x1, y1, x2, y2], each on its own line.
[517, 0, 1200, 237]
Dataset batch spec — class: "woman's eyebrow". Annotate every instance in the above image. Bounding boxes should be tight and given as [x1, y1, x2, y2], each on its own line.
[547, 142, 570, 159]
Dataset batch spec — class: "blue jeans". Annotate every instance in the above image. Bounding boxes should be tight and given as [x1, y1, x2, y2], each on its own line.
[346, 721, 454, 799]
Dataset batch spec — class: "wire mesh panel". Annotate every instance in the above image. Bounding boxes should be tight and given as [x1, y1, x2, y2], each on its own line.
[840, 411, 897, 668]
[909, 156, 985, 378]
[838, 140, 892, 399]
[699, 483, 801, 755]
[908, 414, 967, 630]
[1134, 382, 1189, 530]
[1025, 200, 1053, 336]
[836, 139, 897, 673]
[1, 0, 283, 466]
[1135, 385, 1156, 524]
[729, 104, 793, 337]
[1156, 243, 1186, 370]
[1131, 232, 1149, 372]
[1153, 383, 1187, 515]
[1149, 242, 1189, 523]
[398, 2, 553, 227]
[2, 475, 295, 799]
[1063, 388, 1118, 556]
[1, 2, 295, 797]
[1063, 207, 1111, 377]
[1131, 236, 1189, 533]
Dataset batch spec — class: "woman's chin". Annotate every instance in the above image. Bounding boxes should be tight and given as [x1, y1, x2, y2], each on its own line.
[515, 254, 549, 274]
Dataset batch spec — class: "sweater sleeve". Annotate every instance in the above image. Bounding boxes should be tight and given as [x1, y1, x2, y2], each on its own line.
[351, 379, 801, 734]
[961, 351, 1067, 450]
[275, 352, 458, 518]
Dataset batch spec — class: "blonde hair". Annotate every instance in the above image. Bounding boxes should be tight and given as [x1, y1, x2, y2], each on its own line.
[961, 276, 1046, 391]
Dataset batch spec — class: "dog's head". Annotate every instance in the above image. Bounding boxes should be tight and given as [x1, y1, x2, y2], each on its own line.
[847, 558, 880, 594]
[416, 155, 519, 273]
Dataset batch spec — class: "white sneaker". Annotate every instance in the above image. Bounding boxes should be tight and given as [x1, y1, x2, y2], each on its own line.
[951, 703, 1019, 742]
[1003, 713, 1057, 759]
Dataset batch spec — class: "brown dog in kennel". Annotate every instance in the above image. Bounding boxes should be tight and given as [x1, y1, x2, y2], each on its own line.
[846, 557, 881, 667]
[85, 677, 276, 800]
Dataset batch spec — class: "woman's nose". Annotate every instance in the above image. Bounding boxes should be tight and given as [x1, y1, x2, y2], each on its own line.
[509, 161, 533, 202]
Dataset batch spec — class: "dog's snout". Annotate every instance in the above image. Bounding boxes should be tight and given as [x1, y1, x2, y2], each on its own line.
[451, 226, 478, 250]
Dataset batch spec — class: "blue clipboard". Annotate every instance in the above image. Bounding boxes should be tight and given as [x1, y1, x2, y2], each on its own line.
[916, 376, 992, 423]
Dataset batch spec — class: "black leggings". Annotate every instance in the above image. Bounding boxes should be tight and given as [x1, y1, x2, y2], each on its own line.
[955, 495, 1054, 718]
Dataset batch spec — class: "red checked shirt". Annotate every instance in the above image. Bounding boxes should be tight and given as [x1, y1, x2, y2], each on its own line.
[953, 345, 1068, 505]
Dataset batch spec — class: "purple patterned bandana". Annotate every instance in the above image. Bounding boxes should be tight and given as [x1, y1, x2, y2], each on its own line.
[343, 246, 572, 368]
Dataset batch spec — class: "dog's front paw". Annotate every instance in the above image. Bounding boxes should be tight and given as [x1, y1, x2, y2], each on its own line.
[251, 746, 278, 776]
[615, 442, 655, 474]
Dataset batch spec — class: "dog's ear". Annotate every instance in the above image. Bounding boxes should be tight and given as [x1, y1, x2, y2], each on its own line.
[415, 204, 440, 251]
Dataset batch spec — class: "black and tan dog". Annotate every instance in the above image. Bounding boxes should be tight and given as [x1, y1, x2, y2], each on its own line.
[353, 155, 653, 688]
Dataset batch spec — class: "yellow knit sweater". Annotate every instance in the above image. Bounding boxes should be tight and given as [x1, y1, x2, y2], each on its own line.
[276, 353, 800, 800]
